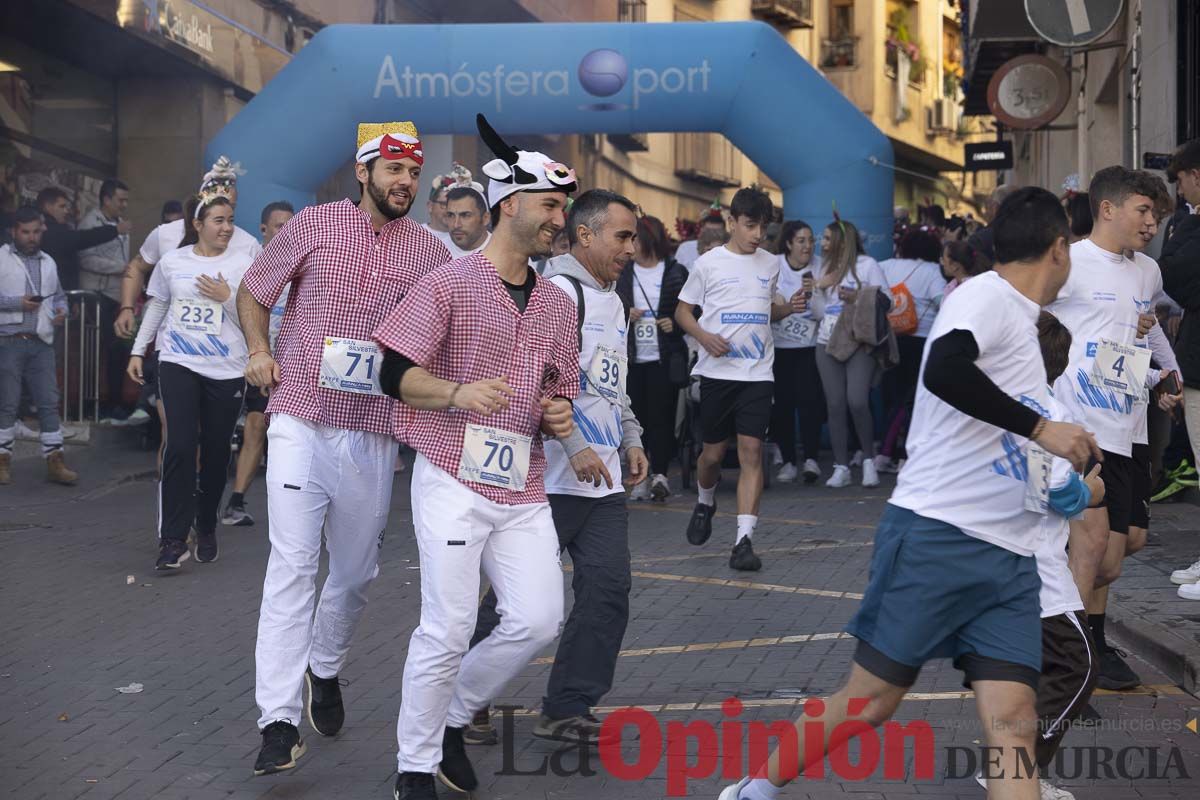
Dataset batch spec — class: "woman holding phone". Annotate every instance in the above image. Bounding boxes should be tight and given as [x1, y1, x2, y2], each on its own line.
[128, 190, 252, 571]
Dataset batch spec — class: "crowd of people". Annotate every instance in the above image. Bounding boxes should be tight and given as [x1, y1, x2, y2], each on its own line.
[3, 114, 1200, 800]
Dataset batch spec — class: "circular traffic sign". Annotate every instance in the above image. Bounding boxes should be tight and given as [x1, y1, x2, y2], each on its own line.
[987, 54, 1072, 130]
[1024, 0, 1124, 48]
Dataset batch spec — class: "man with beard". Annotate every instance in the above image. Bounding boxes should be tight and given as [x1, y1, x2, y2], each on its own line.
[237, 122, 449, 777]
[443, 185, 491, 259]
[374, 114, 579, 800]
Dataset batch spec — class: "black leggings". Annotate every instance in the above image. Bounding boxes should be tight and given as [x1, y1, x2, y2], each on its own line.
[157, 361, 244, 541]
[627, 360, 678, 475]
[770, 347, 825, 464]
[880, 335, 926, 460]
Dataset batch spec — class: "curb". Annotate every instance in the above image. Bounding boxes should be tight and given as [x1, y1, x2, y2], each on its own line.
[1107, 597, 1200, 697]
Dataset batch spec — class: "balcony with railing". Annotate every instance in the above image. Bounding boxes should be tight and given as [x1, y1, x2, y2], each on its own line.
[674, 133, 742, 187]
[821, 36, 859, 69]
[751, 0, 813, 29]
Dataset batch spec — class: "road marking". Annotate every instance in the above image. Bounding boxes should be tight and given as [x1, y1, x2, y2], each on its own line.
[629, 569, 865, 600]
[628, 503, 878, 530]
[633, 541, 871, 565]
[530, 631, 853, 665]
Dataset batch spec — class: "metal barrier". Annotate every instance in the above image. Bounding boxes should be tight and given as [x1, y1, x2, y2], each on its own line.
[61, 290, 103, 424]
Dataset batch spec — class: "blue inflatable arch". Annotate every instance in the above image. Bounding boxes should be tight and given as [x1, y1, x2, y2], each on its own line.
[207, 21, 894, 258]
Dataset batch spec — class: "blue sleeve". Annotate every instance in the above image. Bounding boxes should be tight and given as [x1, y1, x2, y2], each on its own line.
[1049, 471, 1091, 518]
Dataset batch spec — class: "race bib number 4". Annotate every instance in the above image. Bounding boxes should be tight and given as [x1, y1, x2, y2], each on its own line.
[319, 337, 383, 396]
[458, 424, 532, 491]
[586, 344, 627, 403]
[171, 298, 222, 335]
[1023, 443, 1052, 514]
[1091, 339, 1150, 397]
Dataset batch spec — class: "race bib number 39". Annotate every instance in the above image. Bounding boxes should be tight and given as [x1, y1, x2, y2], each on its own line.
[458, 424, 532, 491]
[586, 344, 627, 403]
[319, 337, 383, 396]
[1091, 339, 1150, 398]
[171, 298, 222, 335]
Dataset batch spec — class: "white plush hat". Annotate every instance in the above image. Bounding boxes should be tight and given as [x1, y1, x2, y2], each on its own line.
[476, 114, 577, 208]
[199, 155, 243, 192]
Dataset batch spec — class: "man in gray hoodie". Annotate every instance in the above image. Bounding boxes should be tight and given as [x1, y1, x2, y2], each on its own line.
[466, 188, 648, 747]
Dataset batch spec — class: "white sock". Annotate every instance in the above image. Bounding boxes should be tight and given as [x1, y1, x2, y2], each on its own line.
[40, 429, 63, 458]
[736, 514, 757, 543]
[697, 481, 717, 506]
[0, 426, 13, 455]
[740, 778, 781, 800]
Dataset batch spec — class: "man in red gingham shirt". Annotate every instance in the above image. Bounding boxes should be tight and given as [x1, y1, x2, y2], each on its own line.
[374, 114, 580, 800]
[236, 121, 449, 778]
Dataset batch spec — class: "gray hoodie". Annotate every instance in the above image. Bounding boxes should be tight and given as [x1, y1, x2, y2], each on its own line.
[543, 253, 644, 458]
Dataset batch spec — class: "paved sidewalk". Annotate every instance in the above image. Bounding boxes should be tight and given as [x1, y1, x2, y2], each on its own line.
[2, 454, 1199, 799]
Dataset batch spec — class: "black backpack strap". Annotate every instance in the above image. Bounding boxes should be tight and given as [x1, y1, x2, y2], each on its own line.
[562, 275, 585, 350]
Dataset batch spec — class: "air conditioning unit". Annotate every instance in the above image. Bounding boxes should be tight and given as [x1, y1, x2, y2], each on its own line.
[927, 98, 958, 132]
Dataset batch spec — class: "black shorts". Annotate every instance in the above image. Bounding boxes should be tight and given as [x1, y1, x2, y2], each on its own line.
[1099, 446, 1151, 534]
[698, 377, 773, 443]
[244, 383, 268, 415]
[1035, 611, 1098, 768]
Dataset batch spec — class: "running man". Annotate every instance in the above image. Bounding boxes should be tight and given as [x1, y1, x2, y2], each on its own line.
[375, 114, 579, 800]
[239, 122, 449, 776]
[674, 186, 788, 572]
[718, 187, 1101, 800]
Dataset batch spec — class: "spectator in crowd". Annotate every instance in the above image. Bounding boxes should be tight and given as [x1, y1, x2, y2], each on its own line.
[0, 206, 78, 485]
[966, 182, 1017, 265]
[941, 239, 989, 298]
[1065, 192, 1094, 243]
[36, 186, 129, 292]
[161, 200, 184, 224]
[696, 225, 727, 257]
[674, 209, 726, 269]
[443, 186, 491, 259]
[78, 179, 134, 419]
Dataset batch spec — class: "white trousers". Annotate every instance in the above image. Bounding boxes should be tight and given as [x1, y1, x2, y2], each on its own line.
[255, 413, 398, 730]
[396, 454, 564, 773]
[1185, 389, 1200, 471]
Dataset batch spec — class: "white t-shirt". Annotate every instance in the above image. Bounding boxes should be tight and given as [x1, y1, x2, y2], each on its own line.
[675, 239, 700, 269]
[889, 271, 1052, 557]
[1038, 391, 1086, 619]
[678, 245, 780, 382]
[543, 275, 628, 498]
[630, 261, 665, 363]
[879, 258, 947, 338]
[146, 245, 252, 381]
[1048, 239, 1161, 456]
[138, 218, 261, 265]
[422, 224, 454, 249]
[813, 254, 889, 346]
[446, 231, 490, 261]
[771, 254, 821, 349]
[268, 285, 290, 351]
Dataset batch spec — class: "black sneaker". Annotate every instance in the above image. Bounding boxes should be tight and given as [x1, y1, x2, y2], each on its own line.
[394, 771, 438, 800]
[729, 536, 762, 571]
[253, 720, 306, 776]
[155, 539, 190, 571]
[532, 712, 616, 747]
[195, 528, 219, 563]
[222, 498, 255, 526]
[462, 707, 497, 746]
[304, 667, 345, 736]
[686, 500, 717, 546]
[1097, 646, 1140, 690]
[437, 726, 478, 793]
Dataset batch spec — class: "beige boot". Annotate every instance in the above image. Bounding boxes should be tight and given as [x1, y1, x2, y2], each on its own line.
[0, 452, 10, 485]
[46, 451, 78, 485]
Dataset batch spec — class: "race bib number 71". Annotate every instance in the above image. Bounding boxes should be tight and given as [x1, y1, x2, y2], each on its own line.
[319, 337, 383, 396]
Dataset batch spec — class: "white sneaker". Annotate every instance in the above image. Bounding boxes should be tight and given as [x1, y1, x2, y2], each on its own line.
[849, 450, 864, 468]
[717, 777, 750, 800]
[768, 443, 783, 467]
[1179, 582, 1200, 600]
[1039, 779, 1076, 800]
[650, 473, 671, 501]
[1170, 558, 1200, 585]
[826, 465, 852, 488]
[776, 462, 798, 482]
[124, 408, 151, 426]
[801, 458, 821, 483]
[862, 459, 880, 487]
[873, 454, 900, 474]
[15, 420, 38, 440]
[629, 479, 651, 501]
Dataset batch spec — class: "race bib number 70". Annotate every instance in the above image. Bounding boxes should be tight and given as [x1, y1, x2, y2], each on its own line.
[458, 424, 532, 492]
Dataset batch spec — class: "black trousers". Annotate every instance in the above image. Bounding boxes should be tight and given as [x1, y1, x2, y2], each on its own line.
[470, 492, 631, 719]
[1035, 611, 1098, 769]
[627, 360, 678, 475]
[770, 347, 825, 464]
[157, 361, 244, 541]
[880, 335, 926, 459]
[97, 295, 134, 415]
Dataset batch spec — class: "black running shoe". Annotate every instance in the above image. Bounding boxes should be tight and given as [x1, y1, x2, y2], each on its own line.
[195, 528, 219, 563]
[304, 667, 346, 736]
[155, 539, 190, 571]
[686, 501, 717, 546]
[729, 536, 762, 571]
[1097, 647, 1140, 690]
[222, 498, 255, 526]
[463, 707, 497, 746]
[394, 771, 438, 800]
[253, 720, 305, 776]
[437, 726, 478, 793]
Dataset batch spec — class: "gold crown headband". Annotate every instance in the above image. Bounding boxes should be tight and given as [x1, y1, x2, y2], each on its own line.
[194, 186, 234, 219]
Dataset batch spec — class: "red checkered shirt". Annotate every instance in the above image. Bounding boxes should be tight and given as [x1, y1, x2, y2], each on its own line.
[242, 199, 449, 435]
[373, 253, 581, 505]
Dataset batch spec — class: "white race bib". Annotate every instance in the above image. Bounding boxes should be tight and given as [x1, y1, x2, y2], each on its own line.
[170, 298, 222, 335]
[1023, 443, 1052, 514]
[633, 317, 657, 344]
[1090, 339, 1150, 398]
[818, 304, 842, 344]
[458, 424, 532, 491]
[778, 315, 818, 347]
[585, 344, 627, 403]
[319, 337, 383, 396]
